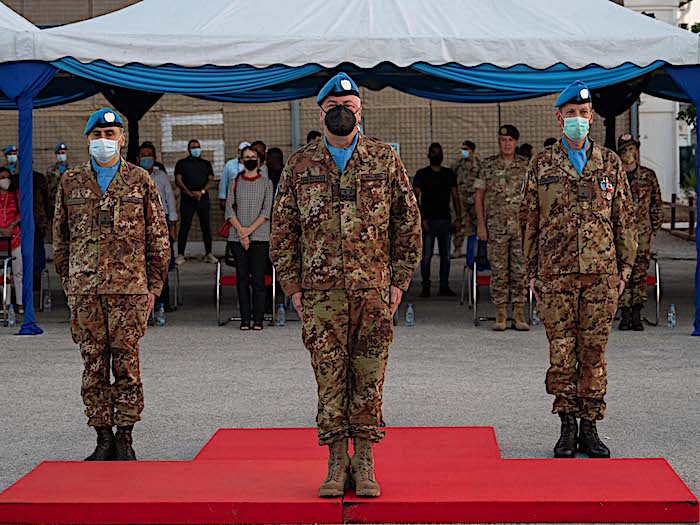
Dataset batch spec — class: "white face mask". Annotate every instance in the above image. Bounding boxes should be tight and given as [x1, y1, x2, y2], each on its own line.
[89, 138, 120, 164]
[0, 179, 10, 190]
[6, 155, 17, 164]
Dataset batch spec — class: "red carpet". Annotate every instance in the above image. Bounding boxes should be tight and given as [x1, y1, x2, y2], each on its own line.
[0, 427, 697, 524]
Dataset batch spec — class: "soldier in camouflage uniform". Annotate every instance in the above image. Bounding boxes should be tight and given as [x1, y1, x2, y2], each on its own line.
[53, 108, 170, 462]
[520, 81, 637, 459]
[475, 125, 530, 331]
[616, 134, 663, 331]
[271, 73, 421, 498]
[46, 142, 70, 226]
[450, 140, 479, 257]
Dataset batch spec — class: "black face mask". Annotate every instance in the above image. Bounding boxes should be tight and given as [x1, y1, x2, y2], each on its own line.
[324, 105, 358, 137]
[429, 155, 443, 167]
[243, 159, 259, 172]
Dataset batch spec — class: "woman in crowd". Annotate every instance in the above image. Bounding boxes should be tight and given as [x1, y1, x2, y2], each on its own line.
[224, 146, 274, 331]
[0, 166, 22, 314]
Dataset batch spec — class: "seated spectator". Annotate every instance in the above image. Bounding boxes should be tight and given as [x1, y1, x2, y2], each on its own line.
[266, 147, 284, 192]
[307, 130, 322, 143]
[0, 166, 22, 313]
[224, 146, 274, 331]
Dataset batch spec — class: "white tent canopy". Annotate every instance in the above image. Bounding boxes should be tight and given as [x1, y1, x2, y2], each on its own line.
[0, 2, 38, 64]
[30, 0, 700, 69]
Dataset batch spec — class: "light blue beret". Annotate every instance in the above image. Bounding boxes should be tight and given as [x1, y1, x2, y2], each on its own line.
[83, 108, 124, 135]
[3, 145, 17, 155]
[554, 80, 592, 108]
[54, 142, 67, 152]
[316, 73, 360, 106]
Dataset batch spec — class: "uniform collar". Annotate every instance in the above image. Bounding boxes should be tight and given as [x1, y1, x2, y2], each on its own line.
[312, 132, 368, 164]
[88, 157, 131, 196]
[555, 138, 603, 178]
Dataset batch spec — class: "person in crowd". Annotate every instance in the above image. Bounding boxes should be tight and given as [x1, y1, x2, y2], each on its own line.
[174, 139, 217, 265]
[138, 141, 178, 311]
[519, 143, 534, 159]
[544, 137, 558, 147]
[0, 166, 22, 314]
[450, 140, 479, 258]
[225, 146, 274, 331]
[616, 133, 663, 331]
[47, 142, 70, 215]
[266, 147, 284, 192]
[53, 108, 170, 461]
[414, 142, 461, 297]
[250, 140, 270, 178]
[307, 130, 322, 143]
[475, 125, 530, 331]
[521, 81, 637, 459]
[3, 145, 18, 175]
[271, 73, 421, 498]
[219, 141, 250, 210]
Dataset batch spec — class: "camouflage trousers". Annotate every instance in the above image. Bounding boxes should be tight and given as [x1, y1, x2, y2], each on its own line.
[301, 287, 393, 446]
[537, 274, 618, 421]
[452, 200, 476, 256]
[619, 233, 652, 308]
[487, 233, 528, 305]
[69, 294, 150, 427]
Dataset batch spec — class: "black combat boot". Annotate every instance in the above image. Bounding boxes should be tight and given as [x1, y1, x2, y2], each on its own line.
[618, 307, 631, 331]
[554, 413, 578, 458]
[631, 304, 644, 331]
[85, 426, 115, 461]
[578, 419, 610, 458]
[115, 425, 137, 461]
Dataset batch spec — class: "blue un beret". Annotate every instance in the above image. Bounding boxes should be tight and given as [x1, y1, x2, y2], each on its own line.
[54, 142, 67, 153]
[554, 80, 592, 108]
[3, 145, 17, 155]
[316, 73, 360, 106]
[83, 108, 124, 135]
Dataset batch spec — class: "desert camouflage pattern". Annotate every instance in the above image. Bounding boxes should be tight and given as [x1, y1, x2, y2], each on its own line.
[301, 287, 392, 445]
[46, 163, 67, 210]
[520, 139, 638, 283]
[536, 273, 618, 420]
[619, 165, 663, 307]
[270, 135, 422, 295]
[450, 156, 480, 252]
[69, 294, 150, 427]
[53, 159, 170, 296]
[474, 154, 529, 304]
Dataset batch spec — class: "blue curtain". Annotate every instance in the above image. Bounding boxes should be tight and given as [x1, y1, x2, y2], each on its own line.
[665, 65, 700, 336]
[0, 76, 98, 110]
[0, 61, 58, 335]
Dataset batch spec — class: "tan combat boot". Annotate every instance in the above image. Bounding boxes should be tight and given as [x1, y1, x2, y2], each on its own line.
[492, 304, 507, 331]
[351, 438, 380, 497]
[318, 438, 350, 498]
[512, 303, 530, 331]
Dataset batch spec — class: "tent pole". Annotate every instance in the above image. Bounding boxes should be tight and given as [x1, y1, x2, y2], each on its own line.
[290, 100, 301, 152]
[694, 121, 700, 335]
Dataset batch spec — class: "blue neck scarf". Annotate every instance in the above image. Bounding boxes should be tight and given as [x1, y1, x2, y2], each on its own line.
[561, 136, 589, 176]
[8, 164, 16, 175]
[324, 134, 359, 174]
[91, 157, 120, 194]
[58, 163, 67, 175]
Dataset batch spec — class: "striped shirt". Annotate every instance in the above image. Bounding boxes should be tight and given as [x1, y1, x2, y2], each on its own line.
[225, 173, 274, 242]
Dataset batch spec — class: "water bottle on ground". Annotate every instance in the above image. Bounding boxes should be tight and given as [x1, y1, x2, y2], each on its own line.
[42, 290, 51, 312]
[156, 303, 166, 327]
[7, 304, 16, 327]
[667, 304, 676, 328]
[532, 302, 540, 326]
[277, 304, 286, 327]
[405, 303, 415, 327]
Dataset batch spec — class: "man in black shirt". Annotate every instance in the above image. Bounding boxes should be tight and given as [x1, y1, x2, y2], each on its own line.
[266, 147, 284, 192]
[413, 143, 461, 297]
[174, 139, 216, 264]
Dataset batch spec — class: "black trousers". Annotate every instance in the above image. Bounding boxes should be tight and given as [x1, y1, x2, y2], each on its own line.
[178, 194, 212, 256]
[232, 241, 269, 326]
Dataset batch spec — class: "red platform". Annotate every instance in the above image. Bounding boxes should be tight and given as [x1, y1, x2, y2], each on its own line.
[0, 427, 697, 524]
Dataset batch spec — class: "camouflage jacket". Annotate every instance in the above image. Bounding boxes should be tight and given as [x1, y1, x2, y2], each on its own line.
[474, 154, 529, 236]
[520, 139, 638, 282]
[451, 156, 480, 207]
[627, 165, 664, 237]
[46, 163, 69, 214]
[270, 135, 422, 295]
[53, 159, 170, 296]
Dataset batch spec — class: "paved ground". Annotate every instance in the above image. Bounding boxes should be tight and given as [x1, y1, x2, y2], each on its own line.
[1, 231, 698, 504]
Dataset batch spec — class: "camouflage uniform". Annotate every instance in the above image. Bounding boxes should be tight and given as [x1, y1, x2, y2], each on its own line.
[474, 155, 529, 305]
[450, 156, 480, 254]
[46, 163, 68, 214]
[53, 159, 170, 427]
[619, 165, 663, 307]
[270, 135, 422, 446]
[521, 139, 637, 420]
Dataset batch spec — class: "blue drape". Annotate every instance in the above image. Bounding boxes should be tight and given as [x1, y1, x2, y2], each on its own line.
[665, 65, 700, 336]
[0, 76, 98, 110]
[0, 61, 57, 335]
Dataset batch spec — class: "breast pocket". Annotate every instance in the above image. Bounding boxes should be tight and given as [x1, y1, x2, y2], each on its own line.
[66, 198, 95, 238]
[536, 176, 567, 217]
[116, 195, 145, 238]
[360, 173, 390, 227]
[594, 177, 614, 216]
[297, 177, 332, 224]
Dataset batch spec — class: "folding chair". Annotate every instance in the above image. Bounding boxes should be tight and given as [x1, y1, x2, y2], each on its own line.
[39, 268, 51, 312]
[644, 253, 661, 326]
[216, 243, 276, 327]
[169, 266, 183, 309]
[1, 236, 16, 326]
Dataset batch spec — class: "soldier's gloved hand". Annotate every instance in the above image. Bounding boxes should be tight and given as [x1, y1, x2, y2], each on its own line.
[618, 279, 626, 297]
[477, 224, 488, 241]
[390, 286, 403, 317]
[292, 292, 303, 316]
[529, 278, 539, 302]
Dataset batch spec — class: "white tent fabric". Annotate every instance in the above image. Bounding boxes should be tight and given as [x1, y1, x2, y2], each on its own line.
[0, 3, 38, 63]
[34, 0, 700, 68]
